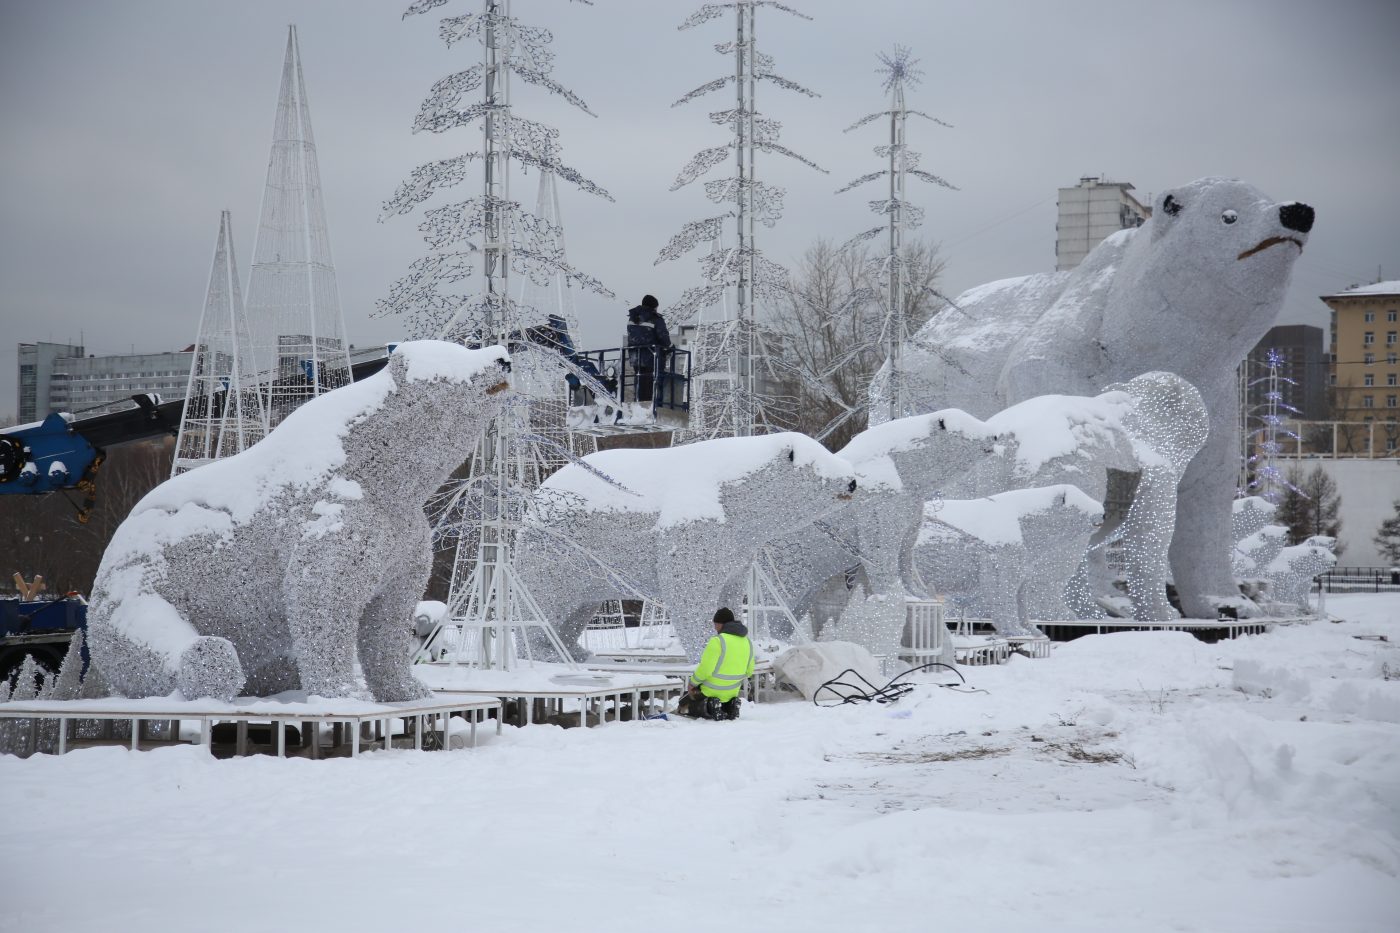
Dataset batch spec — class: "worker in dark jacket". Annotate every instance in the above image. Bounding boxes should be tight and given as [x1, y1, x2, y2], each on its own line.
[677, 607, 754, 720]
[625, 295, 671, 403]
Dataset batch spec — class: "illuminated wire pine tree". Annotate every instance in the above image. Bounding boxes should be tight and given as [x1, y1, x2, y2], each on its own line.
[245, 25, 354, 430]
[1244, 348, 1303, 504]
[837, 45, 957, 429]
[382, 0, 615, 671]
[658, 1, 827, 440]
[172, 210, 266, 476]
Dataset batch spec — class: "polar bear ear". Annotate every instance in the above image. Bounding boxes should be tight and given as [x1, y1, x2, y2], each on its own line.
[387, 350, 409, 385]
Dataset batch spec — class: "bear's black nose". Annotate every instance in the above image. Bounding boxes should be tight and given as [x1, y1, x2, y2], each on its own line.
[1279, 203, 1314, 234]
[847, 479, 858, 494]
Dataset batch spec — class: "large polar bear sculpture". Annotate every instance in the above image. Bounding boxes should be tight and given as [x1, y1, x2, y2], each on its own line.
[884, 177, 1313, 617]
[515, 433, 860, 661]
[88, 342, 511, 702]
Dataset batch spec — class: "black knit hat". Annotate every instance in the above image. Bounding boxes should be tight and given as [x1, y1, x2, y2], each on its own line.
[641, 294, 659, 309]
[713, 607, 735, 626]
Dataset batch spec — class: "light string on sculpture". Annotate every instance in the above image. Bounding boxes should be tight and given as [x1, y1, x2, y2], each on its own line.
[1244, 348, 1303, 505]
[658, 1, 827, 439]
[383, 0, 615, 669]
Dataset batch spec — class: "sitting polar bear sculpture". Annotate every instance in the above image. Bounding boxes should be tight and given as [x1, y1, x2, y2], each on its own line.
[881, 177, 1314, 618]
[88, 342, 511, 702]
[913, 485, 1104, 637]
[515, 433, 859, 661]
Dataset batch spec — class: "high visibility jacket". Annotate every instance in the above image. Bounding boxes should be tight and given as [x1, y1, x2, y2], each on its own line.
[690, 632, 755, 700]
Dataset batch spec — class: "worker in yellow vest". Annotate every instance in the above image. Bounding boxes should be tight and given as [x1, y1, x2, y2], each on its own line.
[679, 607, 755, 720]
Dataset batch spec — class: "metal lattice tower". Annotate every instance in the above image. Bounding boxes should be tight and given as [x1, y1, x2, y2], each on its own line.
[388, 0, 614, 671]
[246, 25, 352, 431]
[661, 1, 825, 440]
[172, 210, 266, 476]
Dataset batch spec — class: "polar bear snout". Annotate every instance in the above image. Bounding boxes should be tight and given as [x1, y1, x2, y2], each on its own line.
[1279, 203, 1314, 234]
[837, 478, 858, 500]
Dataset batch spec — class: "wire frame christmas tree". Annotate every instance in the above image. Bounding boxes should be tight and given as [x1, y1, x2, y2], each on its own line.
[1244, 348, 1303, 504]
[385, 0, 614, 670]
[837, 45, 956, 427]
[245, 26, 354, 430]
[172, 210, 266, 476]
[658, 1, 826, 439]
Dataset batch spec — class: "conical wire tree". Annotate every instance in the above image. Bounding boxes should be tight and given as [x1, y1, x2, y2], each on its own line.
[383, 0, 615, 670]
[836, 45, 958, 431]
[658, 1, 827, 439]
[172, 210, 266, 476]
[245, 25, 354, 430]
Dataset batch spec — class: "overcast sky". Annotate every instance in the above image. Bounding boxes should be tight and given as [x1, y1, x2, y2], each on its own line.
[2, 0, 1398, 419]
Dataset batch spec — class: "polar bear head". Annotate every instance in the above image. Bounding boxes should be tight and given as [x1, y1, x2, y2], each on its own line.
[1103, 177, 1313, 383]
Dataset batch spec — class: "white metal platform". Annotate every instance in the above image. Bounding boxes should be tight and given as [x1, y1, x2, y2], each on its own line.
[0, 693, 502, 758]
[414, 662, 684, 726]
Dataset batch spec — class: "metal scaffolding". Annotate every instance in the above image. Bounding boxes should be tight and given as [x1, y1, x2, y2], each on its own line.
[172, 210, 266, 476]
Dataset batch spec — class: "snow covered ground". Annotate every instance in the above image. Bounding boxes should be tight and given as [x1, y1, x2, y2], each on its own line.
[4, 594, 1398, 932]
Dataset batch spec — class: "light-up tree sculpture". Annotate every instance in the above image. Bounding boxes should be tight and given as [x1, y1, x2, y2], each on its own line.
[382, 0, 615, 669]
[658, 1, 827, 440]
[1244, 348, 1303, 504]
[837, 45, 955, 425]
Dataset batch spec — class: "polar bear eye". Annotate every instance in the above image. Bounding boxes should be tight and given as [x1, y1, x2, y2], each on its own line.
[1221, 209, 1238, 225]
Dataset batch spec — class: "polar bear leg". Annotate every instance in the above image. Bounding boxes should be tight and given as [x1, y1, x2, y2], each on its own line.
[285, 555, 369, 698]
[659, 557, 723, 663]
[358, 560, 432, 702]
[1170, 402, 1245, 617]
[1120, 466, 1181, 621]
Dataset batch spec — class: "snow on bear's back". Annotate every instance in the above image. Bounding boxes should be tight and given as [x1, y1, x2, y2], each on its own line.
[103, 341, 507, 566]
[540, 432, 854, 528]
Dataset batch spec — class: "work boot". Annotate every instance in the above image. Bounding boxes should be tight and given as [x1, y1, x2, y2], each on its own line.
[704, 696, 723, 721]
[720, 697, 741, 721]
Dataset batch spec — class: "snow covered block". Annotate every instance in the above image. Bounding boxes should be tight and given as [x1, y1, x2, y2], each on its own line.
[913, 485, 1103, 637]
[771, 641, 884, 702]
[883, 178, 1312, 618]
[516, 432, 860, 661]
[88, 342, 511, 702]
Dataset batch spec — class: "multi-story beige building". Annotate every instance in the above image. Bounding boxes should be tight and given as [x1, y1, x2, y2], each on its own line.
[1054, 176, 1150, 271]
[1324, 280, 1400, 455]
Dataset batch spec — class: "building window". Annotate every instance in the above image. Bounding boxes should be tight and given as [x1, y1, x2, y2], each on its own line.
[1366, 311, 1376, 322]
[1391, 310, 1399, 322]
[1363, 395, 1375, 408]
[1390, 396, 1398, 408]
[1366, 353, 1375, 365]
[1390, 374, 1398, 387]
[1366, 374, 1376, 386]
[1390, 332, 1398, 345]
[1330, 373, 1337, 385]
[1389, 438, 1398, 452]
[1365, 332, 1375, 345]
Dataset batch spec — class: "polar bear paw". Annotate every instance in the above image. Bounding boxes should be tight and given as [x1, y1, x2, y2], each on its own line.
[176, 636, 246, 702]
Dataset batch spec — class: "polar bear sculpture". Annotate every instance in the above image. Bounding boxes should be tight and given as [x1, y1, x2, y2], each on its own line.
[1267, 536, 1336, 613]
[767, 371, 1205, 634]
[912, 486, 1104, 637]
[515, 433, 859, 661]
[88, 342, 511, 702]
[884, 177, 1313, 618]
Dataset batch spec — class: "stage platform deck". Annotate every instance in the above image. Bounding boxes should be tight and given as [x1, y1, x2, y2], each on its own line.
[1035, 616, 1314, 644]
[414, 663, 685, 726]
[0, 693, 502, 758]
